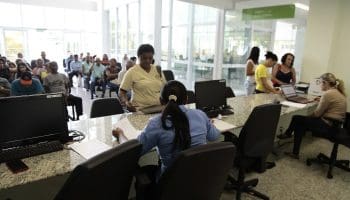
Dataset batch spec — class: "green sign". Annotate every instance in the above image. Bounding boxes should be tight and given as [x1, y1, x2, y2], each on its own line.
[242, 5, 295, 20]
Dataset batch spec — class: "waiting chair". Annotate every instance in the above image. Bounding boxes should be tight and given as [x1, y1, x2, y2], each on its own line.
[90, 98, 124, 118]
[155, 142, 236, 200]
[306, 112, 350, 178]
[226, 103, 282, 200]
[162, 70, 175, 82]
[186, 90, 196, 104]
[54, 139, 142, 200]
[225, 86, 235, 98]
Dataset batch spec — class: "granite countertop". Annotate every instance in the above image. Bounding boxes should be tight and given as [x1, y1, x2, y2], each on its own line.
[0, 93, 316, 189]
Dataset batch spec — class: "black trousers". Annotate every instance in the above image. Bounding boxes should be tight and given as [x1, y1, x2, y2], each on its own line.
[286, 115, 333, 155]
[67, 94, 83, 116]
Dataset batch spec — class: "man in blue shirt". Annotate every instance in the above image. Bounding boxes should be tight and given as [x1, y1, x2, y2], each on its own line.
[11, 71, 44, 96]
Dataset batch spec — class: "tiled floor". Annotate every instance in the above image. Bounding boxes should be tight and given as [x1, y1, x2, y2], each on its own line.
[70, 79, 350, 200]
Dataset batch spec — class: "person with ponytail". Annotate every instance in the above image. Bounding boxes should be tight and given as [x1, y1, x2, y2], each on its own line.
[113, 80, 220, 175]
[279, 73, 347, 159]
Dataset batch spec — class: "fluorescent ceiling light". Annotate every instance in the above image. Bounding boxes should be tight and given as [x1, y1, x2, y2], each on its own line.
[295, 3, 309, 11]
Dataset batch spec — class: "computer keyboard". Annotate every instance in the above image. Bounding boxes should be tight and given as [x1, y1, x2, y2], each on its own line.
[220, 109, 234, 116]
[0, 140, 63, 163]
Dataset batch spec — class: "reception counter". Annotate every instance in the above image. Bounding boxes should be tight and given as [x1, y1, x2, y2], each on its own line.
[0, 93, 317, 199]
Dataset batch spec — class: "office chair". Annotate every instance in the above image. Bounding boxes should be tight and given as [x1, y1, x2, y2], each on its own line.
[186, 90, 196, 104]
[54, 139, 142, 200]
[90, 98, 124, 118]
[306, 112, 350, 178]
[226, 103, 281, 200]
[225, 86, 235, 98]
[162, 70, 175, 82]
[154, 142, 235, 200]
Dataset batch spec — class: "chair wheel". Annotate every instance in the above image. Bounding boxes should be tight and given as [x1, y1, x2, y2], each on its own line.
[306, 159, 312, 166]
[327, 173, 333, 179]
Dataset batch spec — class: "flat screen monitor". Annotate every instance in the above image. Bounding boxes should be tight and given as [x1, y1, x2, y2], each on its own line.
[0, 93, 69, 149]
[195, 79, 226, 111]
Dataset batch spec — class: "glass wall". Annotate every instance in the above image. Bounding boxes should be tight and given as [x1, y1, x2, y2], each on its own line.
[107, 0, 307, 94]
[0, 2, 100, 71]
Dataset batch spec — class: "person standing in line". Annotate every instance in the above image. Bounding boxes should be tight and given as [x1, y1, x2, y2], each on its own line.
[255, 51, 280, 94]
[244, 47, 260, 95]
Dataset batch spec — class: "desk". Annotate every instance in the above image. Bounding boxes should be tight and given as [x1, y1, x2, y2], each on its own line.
[0, 94, 316, 198]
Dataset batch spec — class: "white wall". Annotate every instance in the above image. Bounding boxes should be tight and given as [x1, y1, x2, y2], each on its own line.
[301, 0, 350, 111]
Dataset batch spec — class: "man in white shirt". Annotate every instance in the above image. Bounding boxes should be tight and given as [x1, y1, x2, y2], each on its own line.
[68, 54, 83, 87]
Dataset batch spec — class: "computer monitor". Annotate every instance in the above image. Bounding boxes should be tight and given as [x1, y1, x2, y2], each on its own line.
[195, 79, 226, 111]
[0, 93, 69, 150]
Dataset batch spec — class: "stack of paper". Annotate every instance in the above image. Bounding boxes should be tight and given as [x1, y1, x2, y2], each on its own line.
[114, 117, 141, 140]
[281, 101, 307, 108]
[70, 139, 111, 159]
[212, 118, 236, 132]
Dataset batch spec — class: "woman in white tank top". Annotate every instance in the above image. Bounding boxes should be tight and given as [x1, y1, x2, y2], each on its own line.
[244, 47, 260, 95]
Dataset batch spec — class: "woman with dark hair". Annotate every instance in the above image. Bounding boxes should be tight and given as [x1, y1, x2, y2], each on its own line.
[119, 44, 166, 112]
[255, 51, 280, 94]
[281, 73, 346, 159]
[114, 80, 220, 177]
[272, 53, 296, 87]
[245, 46, 260, 95]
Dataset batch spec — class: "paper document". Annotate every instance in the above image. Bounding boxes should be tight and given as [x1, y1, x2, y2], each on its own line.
[70, 139, 111, 160]
[114, 117, 141, 140]
[281, 101, 307, 108]
[212, 119, 236, 132]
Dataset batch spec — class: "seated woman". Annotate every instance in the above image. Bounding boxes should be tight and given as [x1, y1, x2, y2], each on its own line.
[119, 44, 166, 112]
[280, 73, 347, 159]
[255, 51, 280, 94]
[113, 80, 220, 184]
[272, 53, 296, 87]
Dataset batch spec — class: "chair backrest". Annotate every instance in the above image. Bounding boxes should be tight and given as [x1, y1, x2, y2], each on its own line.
[157, 142, 236, 200]
[54, 139, 142, 200]
[225, 86, 235, 98]
[344, 112, 350, 133]
[186, 90, 196, 104]
[90, 98, 124, 118]
[162, 70, 175, 82]
[239, 103, 282, 157]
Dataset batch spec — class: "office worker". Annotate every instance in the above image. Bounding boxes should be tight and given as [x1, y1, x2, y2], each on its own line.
[272, 53, 296, 87]
[255, 51, 280, 94]
[281, 73, 346, 159]
[245, 46, 260, 95]
[119, 44, 166, 112]
[114, 80, 220, 180]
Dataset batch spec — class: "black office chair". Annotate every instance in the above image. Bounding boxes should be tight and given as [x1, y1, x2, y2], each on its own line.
[54, 139, 142, 200]
[90, 98, 124, 118]
[225, 86, 235, 98]
[186, 90, 196, 104]
[154, 142, 235, 200]
[306, 112, 350, 178]
[162, 70, 175, 82]
[226, 103, 282, 200]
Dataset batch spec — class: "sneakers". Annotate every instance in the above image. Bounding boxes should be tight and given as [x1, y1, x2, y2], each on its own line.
[277, 133, 292, 139]
[284, 152, 299, 160]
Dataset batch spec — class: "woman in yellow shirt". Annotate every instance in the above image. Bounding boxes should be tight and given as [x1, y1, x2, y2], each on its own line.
[255, 51, 280, 94]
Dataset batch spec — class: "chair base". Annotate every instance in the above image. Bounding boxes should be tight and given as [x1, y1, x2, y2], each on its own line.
[306, 152, 350, 179]
[226, 175, 269, 200]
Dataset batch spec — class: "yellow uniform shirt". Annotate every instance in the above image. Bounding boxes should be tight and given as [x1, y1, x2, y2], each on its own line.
[255, 64, 270, 92]
[120, 64, 166, 109]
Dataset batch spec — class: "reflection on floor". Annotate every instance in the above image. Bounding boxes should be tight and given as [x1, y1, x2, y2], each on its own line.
[70, 81, 350, 200]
